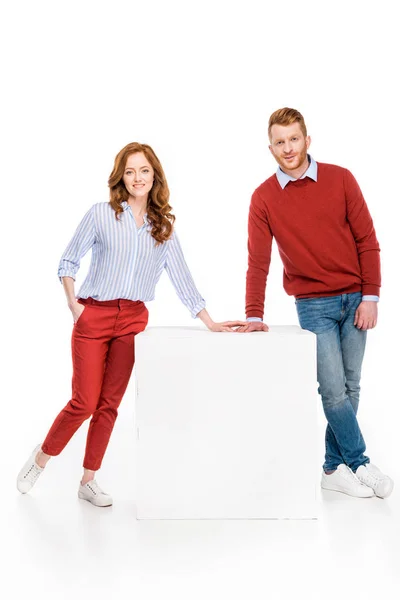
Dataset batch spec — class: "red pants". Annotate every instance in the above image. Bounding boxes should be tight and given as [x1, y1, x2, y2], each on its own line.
[42, 298, 148, 471]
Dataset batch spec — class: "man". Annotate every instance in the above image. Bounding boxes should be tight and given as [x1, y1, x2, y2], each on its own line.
[238, 107, 393, 498]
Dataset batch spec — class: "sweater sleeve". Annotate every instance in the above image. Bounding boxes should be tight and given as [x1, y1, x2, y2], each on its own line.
[245, 190, 273, 319]
[344, 169, 381, 296]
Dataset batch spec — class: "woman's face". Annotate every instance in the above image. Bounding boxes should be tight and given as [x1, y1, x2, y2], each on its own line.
[122, 152, 154, 200]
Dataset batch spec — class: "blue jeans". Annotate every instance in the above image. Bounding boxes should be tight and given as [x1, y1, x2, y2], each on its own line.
[295, 292, 370, 472]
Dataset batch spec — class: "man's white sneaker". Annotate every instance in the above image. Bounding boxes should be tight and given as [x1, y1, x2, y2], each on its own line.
[321, 464, 374, 498]
[355, 463, 394, 498]
[17, 444, 44, 494]
[78, 480, 113, 507]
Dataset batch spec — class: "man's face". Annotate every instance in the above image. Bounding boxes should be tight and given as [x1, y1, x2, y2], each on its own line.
[269, 122, 310, 172]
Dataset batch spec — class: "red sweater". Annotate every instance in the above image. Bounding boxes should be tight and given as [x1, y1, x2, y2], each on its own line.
[246, 162, 381, 319]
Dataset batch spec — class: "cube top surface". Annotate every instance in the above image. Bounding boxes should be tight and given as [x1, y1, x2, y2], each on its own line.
[138, 325, 313, 339]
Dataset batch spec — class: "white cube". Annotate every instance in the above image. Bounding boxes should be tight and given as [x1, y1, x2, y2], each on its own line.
[135, 325, 318, 519]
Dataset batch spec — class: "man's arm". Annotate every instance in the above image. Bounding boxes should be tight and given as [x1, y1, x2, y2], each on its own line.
[344, 169, 381, 330]
[344, 169, 381, 297]
[238, 190, 272, 332]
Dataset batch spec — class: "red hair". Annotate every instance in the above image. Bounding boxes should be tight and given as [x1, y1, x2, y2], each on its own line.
[268, 107, 307, 140]
[108, 142, 175, 245]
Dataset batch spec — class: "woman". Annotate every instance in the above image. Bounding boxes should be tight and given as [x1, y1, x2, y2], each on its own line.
[17, 143, 245, 507]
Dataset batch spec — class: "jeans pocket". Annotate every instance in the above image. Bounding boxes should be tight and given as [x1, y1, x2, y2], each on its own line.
[295, 300, 325, 333]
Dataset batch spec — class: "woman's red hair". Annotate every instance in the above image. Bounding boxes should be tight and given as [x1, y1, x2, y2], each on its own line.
[108, 142, 175, 244]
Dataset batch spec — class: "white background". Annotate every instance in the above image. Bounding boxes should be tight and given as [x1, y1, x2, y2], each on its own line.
[1, 0, 398, 454]
[1, 1, 399, 598]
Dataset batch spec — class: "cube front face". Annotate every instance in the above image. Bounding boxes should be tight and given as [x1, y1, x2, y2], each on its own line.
[135, 326, 318, 519]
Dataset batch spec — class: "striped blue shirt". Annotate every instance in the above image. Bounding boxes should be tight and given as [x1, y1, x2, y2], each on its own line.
[58, 201, 206, 318]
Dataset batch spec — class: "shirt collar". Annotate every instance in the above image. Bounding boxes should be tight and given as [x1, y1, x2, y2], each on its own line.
[122, 201, 149, 224]
[276, 155, 318, 189]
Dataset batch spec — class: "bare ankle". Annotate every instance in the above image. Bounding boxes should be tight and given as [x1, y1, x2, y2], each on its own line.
[36, 450, 50, 469]
[81, 478, 95, 486]
[81, 470, 96, 486]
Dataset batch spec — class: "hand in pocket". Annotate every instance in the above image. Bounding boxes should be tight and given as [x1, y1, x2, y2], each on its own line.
[71, 302, 86, 324]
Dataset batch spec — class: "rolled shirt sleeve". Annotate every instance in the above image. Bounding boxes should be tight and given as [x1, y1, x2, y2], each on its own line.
[164, 230, 206, 318]
[58, 206, 96, 281]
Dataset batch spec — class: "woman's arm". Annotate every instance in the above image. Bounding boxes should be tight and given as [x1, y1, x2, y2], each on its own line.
[164, 231, 246, 332]
[62, 276, 85, 323]
[58, 206, 96, 280]
[58, 206, 96, 323]
[197, 308, 247, 332]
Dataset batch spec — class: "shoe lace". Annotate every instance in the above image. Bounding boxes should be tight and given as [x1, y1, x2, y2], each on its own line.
[85, 480, 104, 496]
[358, 466, 379, 490]
[24, 463, 42, 484]
[341, 465, 367, 486]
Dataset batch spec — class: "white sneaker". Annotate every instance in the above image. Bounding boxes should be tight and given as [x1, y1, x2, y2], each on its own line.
[78, 480, 113, 507]
[355, 463, 394, 498]
[321, 464, 374, 498]
[17, 444, 44, 494]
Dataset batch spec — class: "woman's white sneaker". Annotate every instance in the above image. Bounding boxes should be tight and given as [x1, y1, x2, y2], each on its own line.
[321, 464, 374, 498]
[78, 480, 113, 507]
[17, 444, 44, 493]
[355, 463, 394, 498]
